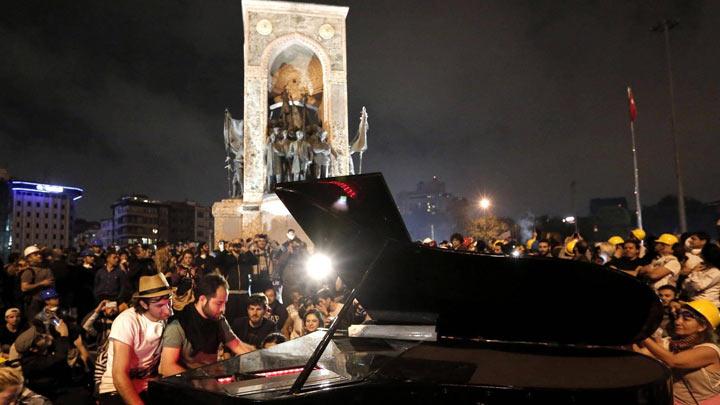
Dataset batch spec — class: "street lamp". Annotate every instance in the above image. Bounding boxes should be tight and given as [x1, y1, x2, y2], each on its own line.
[479, 197, 491, 211]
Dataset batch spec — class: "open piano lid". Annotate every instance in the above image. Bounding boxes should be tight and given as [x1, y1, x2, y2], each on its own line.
[275, 173, 663, 346]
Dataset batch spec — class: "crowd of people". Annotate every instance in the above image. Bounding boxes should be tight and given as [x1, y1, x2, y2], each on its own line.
[0, 229, 365, 404]
[423, 227, 720, 404]
[1, 225, 720, 404]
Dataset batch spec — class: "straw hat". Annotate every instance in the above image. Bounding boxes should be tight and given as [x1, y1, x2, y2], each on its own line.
[133, 273, 173, 299]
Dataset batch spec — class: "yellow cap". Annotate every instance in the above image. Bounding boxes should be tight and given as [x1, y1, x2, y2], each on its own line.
[686, 300, 720, 329]
[526, 238, 536, 250]
[565, 239, 578, 255]
[493, 240, 504, 247]
[655, 233, 679, 246]
[608, 236, 625, 246]
[631, 228, 646, 240]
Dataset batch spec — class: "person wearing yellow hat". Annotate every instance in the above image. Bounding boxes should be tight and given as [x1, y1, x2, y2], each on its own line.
[491, 240, 504, 255]
[635, 300, 720, 404]
[608, 236, 625, 259]
[638, 233, 682, 292]
[631, 228, 646, 241]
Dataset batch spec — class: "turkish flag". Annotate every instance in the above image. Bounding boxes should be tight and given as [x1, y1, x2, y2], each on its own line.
[627, 87, 638, 122]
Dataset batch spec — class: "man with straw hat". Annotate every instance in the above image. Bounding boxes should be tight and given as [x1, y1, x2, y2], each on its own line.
[98, 273, 173, 405]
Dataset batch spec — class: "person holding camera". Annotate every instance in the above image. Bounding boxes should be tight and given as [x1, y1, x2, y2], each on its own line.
[81, 299, 119, 349]
[15, 318, 92, 403]
[34, 288, 91, 378]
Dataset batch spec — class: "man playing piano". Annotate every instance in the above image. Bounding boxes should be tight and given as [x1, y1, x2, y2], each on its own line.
[159, 274, 254, 376]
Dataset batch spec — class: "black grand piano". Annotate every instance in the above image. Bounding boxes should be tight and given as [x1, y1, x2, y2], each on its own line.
[149, 173, 672, 404]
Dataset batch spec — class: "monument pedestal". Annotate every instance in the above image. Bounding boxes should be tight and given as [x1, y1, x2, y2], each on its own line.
[212, 195, 312, 249]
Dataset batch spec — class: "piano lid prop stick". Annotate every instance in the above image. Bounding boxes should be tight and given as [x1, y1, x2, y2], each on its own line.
[288, 240, 389, 395]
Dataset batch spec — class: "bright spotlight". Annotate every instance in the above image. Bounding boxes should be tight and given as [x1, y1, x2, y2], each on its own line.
[306, 253, 333, 280]
[563, 216, 576, 224]
[479, 198, 491, 210]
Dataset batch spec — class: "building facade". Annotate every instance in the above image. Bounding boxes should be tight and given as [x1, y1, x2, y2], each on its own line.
[1, 179, 83, 258]
[106, 196, 213, 246]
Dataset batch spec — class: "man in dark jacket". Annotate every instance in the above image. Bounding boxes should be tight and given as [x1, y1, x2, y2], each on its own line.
[217, 239, 256, 325]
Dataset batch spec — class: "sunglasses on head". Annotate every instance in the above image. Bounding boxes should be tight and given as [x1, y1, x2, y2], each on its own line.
[677, 309, 699, 320]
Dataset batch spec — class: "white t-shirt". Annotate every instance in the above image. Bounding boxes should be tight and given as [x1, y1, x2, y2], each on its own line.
[98, 308, 166, 394]
[651, 255, 682, 291]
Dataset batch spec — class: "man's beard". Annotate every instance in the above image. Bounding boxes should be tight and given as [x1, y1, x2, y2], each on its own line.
[202, 301, 221, 321]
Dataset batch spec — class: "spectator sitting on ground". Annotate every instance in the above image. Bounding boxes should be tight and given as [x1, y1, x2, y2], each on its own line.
[262, 285, 288, 331]
[34, 288, 90, 369]
[80, 299, 119, 349]
[0, 308, 23, 357]
[0, 366, 25, 405]
[231, 293, 276, 349]
[260, 333, 287, 349]
[0, 365, 50, 405]
[316, 288, 344, 328]
[15, 319, 92, 403]
[301, 309, 324, 336]
[160, 274, 254, 376]
[282, 289, 305, 339]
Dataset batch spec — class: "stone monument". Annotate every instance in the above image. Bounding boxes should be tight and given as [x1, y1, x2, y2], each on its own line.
[213, 0, 351, 245]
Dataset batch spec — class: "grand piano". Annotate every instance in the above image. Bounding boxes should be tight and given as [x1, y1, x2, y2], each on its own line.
[148, 173, 672, 404]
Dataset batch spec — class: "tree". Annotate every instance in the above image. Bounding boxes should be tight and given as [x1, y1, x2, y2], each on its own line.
[465, 215, 514, 243]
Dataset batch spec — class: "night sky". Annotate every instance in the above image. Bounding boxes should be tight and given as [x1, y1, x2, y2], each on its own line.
[1, 0, 718, 222]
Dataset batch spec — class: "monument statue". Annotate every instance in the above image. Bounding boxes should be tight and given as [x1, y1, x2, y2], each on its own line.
[265, 127, 287, 191]
[213, 0, 350, 245]
[289, 130, 312, 181]
[224, 110, 244, 198]
[312, 130, 332, 179]
[350, 106, 369, 174]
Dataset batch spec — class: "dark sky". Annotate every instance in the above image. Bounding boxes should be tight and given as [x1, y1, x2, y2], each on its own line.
[1, 0, 718, 221]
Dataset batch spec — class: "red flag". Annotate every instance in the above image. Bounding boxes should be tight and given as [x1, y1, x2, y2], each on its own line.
[627, 86, 638, 122]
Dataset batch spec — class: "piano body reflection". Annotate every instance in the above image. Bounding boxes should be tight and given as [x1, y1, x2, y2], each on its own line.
[149, 173, 672, 404]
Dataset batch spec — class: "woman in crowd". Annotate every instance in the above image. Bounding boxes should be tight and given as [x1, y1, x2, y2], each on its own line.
[635, 299, 720, 404]
[681, 244, 720, 308]
[301, 309, 324, 337]
[169, 250, 199, 310]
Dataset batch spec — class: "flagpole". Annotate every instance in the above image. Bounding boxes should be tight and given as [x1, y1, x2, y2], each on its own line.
[629, 119, 643, 230]
[627, 87, 643, 230]
[358, 151, 363, 174]
[224, 109, 232, 198]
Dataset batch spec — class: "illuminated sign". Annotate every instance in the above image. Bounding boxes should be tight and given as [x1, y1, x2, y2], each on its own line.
[10, 181, 83, 197]
[36, 184, 64, 193]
